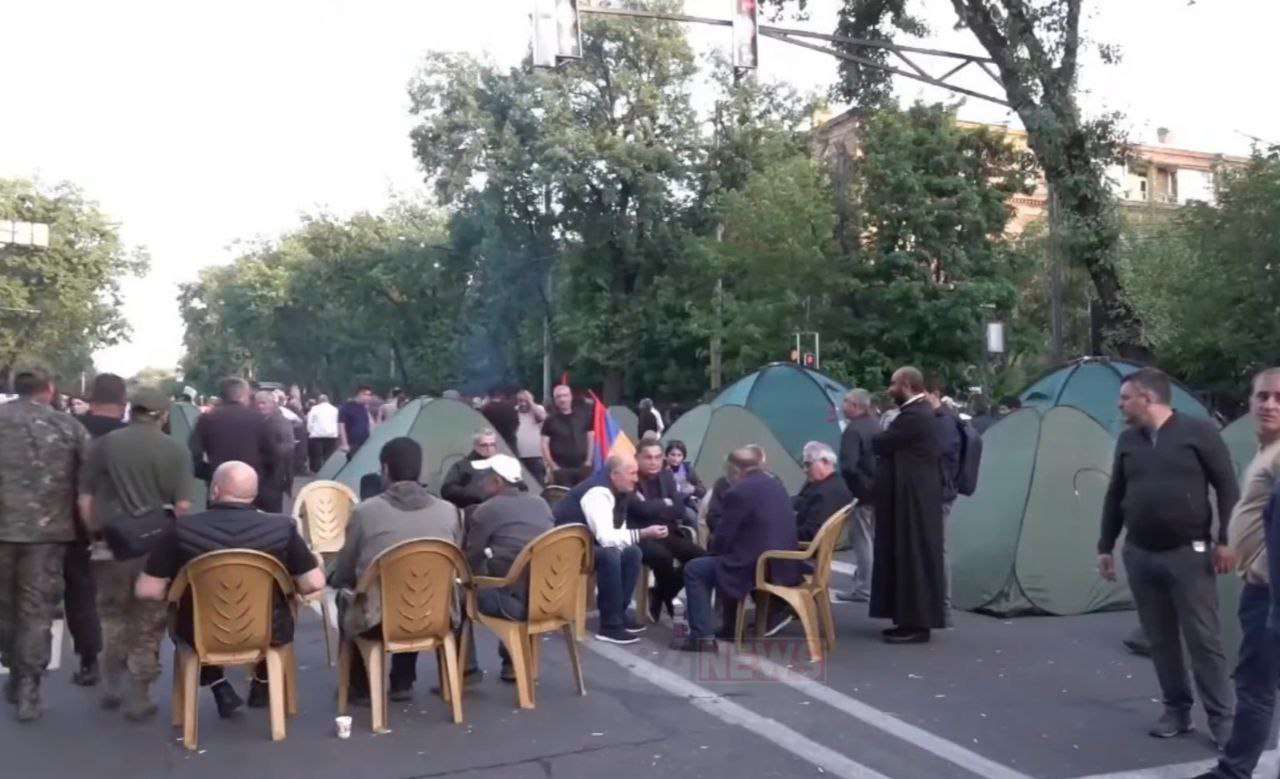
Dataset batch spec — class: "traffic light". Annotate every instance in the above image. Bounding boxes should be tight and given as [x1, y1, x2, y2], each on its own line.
[532, 0, 582, 68]
[732, 0, 758, 70]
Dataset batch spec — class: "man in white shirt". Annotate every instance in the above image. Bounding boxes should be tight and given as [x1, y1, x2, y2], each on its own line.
[550, 453, 667, 644]
[306, 394, 339, 473]
[514, 390, 547, 483]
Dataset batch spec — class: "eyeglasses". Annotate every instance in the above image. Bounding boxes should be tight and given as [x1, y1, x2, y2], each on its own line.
[802, 460, 815, 467]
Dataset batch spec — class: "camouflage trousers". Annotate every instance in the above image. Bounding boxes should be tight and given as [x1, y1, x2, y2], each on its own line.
[94, 558, 167, 685]
[0, 542, 66, 677]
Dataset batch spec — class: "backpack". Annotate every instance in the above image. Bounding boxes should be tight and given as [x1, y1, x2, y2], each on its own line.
[954, 416, 984, 496]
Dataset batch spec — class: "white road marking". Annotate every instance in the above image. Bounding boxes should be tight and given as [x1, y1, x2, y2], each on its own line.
[831, 560, 857, 577]
[588, 640, 894, 779]
[745, 652, 1034, 779]
[1070, 730, 1280, 778]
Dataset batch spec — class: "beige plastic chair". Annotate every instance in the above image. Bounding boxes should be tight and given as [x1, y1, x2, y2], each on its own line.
[336, 539, 471, 732]
[466, 525, 593, 709]
[735, 502, 855, 663]
[168, 550, 300, 751]
[292, 479, 358, 666]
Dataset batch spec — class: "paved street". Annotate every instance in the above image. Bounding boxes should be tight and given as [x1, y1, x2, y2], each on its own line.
[1, 560, 1266, 779]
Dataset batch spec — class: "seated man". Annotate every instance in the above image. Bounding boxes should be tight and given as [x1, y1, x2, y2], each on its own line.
[673, 447, 805, 653]
[135, 461, 324, 718]
[441, 428, 506, 510]
[552, 454, 667, 644]
[328, 437, 471, 701]
[794, 441, 854, 543]
[464, 453, 554, 682]
[629, 440, 704, 623]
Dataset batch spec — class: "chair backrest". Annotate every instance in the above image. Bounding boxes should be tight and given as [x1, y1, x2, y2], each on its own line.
[171, 550, 295, 664]
[292, 480, 358, 555]
[541, 485, 570, 507]
[363, 539, 471, 650]
[520, 525, 593, 629]
[808, 502, 855, 590]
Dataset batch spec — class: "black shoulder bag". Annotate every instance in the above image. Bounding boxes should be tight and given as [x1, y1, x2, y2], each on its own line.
[103, 506, 176, 560]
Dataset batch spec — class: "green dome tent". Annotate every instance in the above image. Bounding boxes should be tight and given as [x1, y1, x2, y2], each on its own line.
[711, 363, 849, 463]
[1222, 414, 1257, 479]
[316, 398, 542, 497]
[1020, 357, 1212, 434]
[952, 406, 1132, 616]
[610, 406, 639, 442]
[661, 404, 805, 494]
[167, 402, 208, 510]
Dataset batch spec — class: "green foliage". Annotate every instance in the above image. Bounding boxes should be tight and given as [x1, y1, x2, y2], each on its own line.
[0, 178, 147, 386]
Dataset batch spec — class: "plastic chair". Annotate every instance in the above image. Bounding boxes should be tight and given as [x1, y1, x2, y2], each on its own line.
[168, 550, 300, 751]
[291, 479, 358, 666]
[734, 502, 854, 663]
[541, 485, 570, 507]
[336, 539, 471, 732]
[466, 525, 593, 709]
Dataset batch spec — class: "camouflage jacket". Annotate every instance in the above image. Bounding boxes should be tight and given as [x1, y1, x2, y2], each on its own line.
[0, 399, 90, 543]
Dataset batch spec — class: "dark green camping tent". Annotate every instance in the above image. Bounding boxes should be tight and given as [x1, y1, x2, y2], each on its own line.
[611, 406, 639, 442]
[1020, 357, 1211, 434]
[711, 363, 849, 463]
[661, 404, 805, 494]
[316, 398, 541, 497]
[168, 402, 207, 510]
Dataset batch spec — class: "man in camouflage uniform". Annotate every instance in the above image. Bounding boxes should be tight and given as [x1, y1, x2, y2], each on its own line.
[78, 386, 193, 721]
[0, 368, 90, 722]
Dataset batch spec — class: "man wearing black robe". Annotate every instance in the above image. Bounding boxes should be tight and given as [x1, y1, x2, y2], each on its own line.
[870, 366, 946, 644]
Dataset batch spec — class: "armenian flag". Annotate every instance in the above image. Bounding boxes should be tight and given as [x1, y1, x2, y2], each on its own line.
[589, 390, 635, 473]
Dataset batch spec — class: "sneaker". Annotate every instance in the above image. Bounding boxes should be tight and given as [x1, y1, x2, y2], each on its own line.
[624, 616, 647, 634]
[210, 680, 244, 719]
[1148, 711, 1194, 739]
[669, 637, 718, 653]
[763, 613, 794, 638]
[594, 628, 640, 645]
[246, 679, 269, 709]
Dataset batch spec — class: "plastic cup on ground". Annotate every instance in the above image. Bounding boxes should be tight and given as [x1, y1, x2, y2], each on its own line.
[336, 715, 352, 739]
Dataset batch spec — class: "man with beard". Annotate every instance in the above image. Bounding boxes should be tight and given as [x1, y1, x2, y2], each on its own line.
[870, 366, 946, 644]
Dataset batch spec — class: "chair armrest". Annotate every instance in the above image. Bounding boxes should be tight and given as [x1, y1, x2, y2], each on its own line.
[754, 548, 817, 586]
[469, 575, 515, 591]
[798, 541, 812, 551]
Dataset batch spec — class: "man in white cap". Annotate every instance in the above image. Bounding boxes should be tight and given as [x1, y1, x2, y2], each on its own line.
[465, 454, 554, 682]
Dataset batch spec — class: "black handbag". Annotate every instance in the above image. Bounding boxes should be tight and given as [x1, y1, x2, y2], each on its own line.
[102, 506, 175, 560]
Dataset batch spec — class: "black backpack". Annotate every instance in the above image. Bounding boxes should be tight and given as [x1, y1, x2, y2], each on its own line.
[954, 416, 984, 496]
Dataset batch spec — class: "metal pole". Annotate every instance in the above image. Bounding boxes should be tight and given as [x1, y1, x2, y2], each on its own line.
[815, 331, 820, 370]
[542, 184, 555, 403]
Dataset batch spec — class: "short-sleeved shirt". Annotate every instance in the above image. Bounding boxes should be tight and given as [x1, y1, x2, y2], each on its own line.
[541, 408, 593, 468]
[338, 400, 372, 450]
[80, 421, 195, 522]
[0, 398, 91, 543]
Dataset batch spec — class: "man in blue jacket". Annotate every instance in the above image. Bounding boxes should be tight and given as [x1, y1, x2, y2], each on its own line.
[672, 446, 804, 653]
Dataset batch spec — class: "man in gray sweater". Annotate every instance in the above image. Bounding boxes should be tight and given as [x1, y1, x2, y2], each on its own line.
[328, 436, 469, 701]
[464, 454, 554, 682]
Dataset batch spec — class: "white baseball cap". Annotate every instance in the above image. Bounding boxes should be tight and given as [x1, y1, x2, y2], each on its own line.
[473, 453, 523, 484]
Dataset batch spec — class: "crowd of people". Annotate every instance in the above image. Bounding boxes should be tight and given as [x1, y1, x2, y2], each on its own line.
[3, 361, 1280, 779]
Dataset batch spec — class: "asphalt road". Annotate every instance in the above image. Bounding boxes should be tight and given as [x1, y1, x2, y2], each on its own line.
[0, 559, 1269, 779]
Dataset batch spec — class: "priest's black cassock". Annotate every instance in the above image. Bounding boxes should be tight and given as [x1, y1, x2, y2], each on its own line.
[868, 395, 947, 629]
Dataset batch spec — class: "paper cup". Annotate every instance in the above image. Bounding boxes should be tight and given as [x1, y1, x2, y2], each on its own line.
[335, 715, 353, 739]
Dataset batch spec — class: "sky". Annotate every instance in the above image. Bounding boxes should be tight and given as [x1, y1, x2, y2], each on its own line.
[0, 0, 1275, 378]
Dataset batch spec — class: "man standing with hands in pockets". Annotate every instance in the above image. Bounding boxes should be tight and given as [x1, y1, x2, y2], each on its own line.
[1097, 368, 1238, 746]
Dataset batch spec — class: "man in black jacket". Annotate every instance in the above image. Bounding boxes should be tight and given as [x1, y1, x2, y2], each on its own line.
[190, 377, 277, 512]
[794, 441, 853, 542]
[630, 440, 704, 623]
[1098, 367, 1238, 745]
[838, 388, 879, 603]
[441, 428, 502, 510]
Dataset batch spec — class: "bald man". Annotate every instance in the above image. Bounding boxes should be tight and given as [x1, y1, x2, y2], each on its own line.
[136, 461, 323, 718]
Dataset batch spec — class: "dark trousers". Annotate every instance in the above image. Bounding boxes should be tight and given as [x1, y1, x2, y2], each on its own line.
[1213, 583, 1280, 779]
[255, 486, 286, 514]
[594, 545, 641, 631]
[683, 556, 720, 640]
[477, 588, 528, 664]
[344, 622, 479, 692]
[63, 540, 102, 661]
[308, 437, 337, 473]
[552, 465, 592, 488]
[638, 534, 705, 605]
[1123, 543, 1234, 724]
[519, 457, 546, 485]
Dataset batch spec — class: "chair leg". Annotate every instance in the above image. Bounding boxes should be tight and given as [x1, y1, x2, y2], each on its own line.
[499, 626, 534, 710]
[781, 592, 823, 662]
[575, 574, 588, 641]
[817, 589, 837, 649]
[337, 641, 352, 715]
[436, 648, 450, 704]
[284, 645, 299, 716]
[563, 625, 586, 696]
[636, 566, 651, 623]
[754, 593, 770, 639]
[528, 633, 541, 682]
[181, 652, 198, 751]
[321, 593, 336, 667]
[734, 598, 748, 650]
[442, 635, 463, 724]
[170, 647, 182, 728]
[360, 643, 388, 733]
[266, 649, 287, 742]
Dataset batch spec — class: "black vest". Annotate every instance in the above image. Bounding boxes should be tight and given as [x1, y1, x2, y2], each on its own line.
[175, 503, 294, 561]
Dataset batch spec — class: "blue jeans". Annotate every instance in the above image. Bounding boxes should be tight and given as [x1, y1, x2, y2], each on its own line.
[595, 545, 641, 631]
[683, 556, 719, 640]
[1214, 583, 1280, 778]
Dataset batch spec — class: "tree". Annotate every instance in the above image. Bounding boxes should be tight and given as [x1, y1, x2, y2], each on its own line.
[0, 178, 147, 387]
[771, 0, 1141, 357]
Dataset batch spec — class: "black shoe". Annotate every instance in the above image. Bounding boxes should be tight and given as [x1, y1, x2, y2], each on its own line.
[624, 616, 647, 634]
[500, 661, 517, 684]
[670, 637, 718, 653]
[884, 628, 930, 644]
[71, 658, 100, 687]
[211, 680, 244, 719]
[429, 667, 485, 696]
[1148, 711, 1193, 739]
[594, 628, 640, 645]
[389, 684, 414, 702]
[647, 589, 663, 624]
[246, 679, 269, 709]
